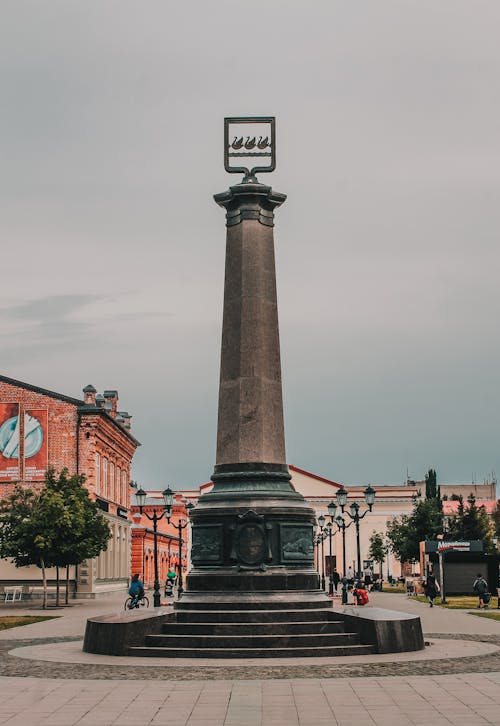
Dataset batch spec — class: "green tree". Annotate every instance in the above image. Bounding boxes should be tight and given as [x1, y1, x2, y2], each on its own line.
[386, 514, 415, 564]
[425, 468, 437, 499]
[493, 500, 500, 539]
[387, 498, 444, 564]
[0, 469, 111, 608]
[0, 484, 70, 608]
[368, 531, 388, 578]
[446, 494, 495, 553]
[425, 468, 442, 509]
[43, 468, 111, 604]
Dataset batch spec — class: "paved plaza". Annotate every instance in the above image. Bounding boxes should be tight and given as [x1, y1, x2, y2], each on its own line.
[0, 591, 499, 725]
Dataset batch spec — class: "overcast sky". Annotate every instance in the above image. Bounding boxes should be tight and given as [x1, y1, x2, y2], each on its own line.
[1, 1, 499, 491]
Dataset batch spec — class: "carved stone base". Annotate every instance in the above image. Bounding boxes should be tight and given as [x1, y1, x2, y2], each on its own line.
[182, 464, 329, 607]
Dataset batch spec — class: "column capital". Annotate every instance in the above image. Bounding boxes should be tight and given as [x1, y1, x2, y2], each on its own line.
[214, 183, 286, 227]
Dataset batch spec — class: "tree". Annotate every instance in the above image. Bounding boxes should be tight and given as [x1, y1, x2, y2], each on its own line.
[0, 469, 111, 608]
[446, 494, 495, 553]
[43, 469, 112, 604]
[386, 498, 444, 564]
[493, 500, 500, 539]
[368, 531, 387, 578]
[425, 469, 437, 499]
[0, 484, 70, 608]
[425, 468, 442, 508]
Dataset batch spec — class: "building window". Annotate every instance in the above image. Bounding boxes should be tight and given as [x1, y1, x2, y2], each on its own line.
[110, 463, 115, 502]
[122, 470, 127, 506]
[116, 466, 121, 504]
[95, 453, 100, 494]
[103, 457, 108, 498]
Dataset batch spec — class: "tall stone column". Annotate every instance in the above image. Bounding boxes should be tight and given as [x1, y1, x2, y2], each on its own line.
[215, 183, 286, 471]
[180, 182, 326, 608]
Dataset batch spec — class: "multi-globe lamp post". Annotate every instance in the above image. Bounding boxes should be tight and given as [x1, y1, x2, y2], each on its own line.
[324, 499, 353, 580]
[135, 485, 175, 607]
[135, 486, 193, 605]
[334, 485, 376, 579]
[317, 515, 327, 590]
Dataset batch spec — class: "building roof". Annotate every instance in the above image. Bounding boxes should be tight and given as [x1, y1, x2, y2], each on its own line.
[289, 464, 343, 489]
[0, 373, 84, 406]
[442, 499, 497, 515]
[0, 374, 140, 447]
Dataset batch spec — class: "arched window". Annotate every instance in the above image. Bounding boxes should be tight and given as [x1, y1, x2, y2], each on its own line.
[109, 462, 115, 501]
[116, 466, 121, 504]
[95, 452, 100, 494]
[102, 457, 108, 498]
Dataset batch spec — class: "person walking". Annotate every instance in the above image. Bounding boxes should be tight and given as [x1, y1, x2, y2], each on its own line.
[332, 568, 340, 593]
[423, 569, 439, 607]
[473, 573, 490, 609]
[363, 565, 373, 590]
[347, 566, 355, 585]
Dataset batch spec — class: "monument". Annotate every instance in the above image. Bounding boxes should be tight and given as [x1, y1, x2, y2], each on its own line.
[179, 117, 326, 609]
[83, 118, 424, 657]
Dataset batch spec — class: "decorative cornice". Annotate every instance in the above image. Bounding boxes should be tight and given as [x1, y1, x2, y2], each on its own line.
[214, 183, 286, 227]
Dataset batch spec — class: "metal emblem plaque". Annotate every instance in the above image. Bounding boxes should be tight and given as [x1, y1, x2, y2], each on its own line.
[280, 524, 314, 563]
[224, 117, 276, 181]
[191, 524, 223, 564]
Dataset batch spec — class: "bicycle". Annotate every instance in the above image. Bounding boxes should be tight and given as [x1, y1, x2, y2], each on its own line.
[124, 594, 150, 610]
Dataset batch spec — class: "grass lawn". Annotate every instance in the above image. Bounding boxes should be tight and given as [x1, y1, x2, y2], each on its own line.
[0, 616, 58, 631]
[415, 594, 499, 609]
[470, 611, 500, 622]
[382, 584, 406, 593]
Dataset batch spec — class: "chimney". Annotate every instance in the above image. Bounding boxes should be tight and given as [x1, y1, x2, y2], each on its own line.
[103, 390, 118, 418]
[83, 384, 97, 405]
[119, 412, 132, 430]
[95, 394, 105, 409]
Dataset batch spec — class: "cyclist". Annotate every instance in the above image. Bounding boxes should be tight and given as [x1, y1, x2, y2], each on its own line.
[128, 573, 145, 608]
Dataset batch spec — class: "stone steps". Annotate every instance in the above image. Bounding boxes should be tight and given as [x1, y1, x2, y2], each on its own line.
[161, 620, 345, 635]
[129, 643, 375, 658]
[143, 632, 360, 649]
[175, 608, 335, 623]
[127, 603, 376, 658]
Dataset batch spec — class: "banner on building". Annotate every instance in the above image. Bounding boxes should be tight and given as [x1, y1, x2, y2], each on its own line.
[0, 403, 21, 481]
[24, 409, 48, 481]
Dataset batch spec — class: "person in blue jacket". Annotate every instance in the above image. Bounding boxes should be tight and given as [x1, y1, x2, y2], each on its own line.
[128, 573, 144, 608]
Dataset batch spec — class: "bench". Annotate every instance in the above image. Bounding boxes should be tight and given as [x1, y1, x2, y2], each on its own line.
[3, 587, 22, 603]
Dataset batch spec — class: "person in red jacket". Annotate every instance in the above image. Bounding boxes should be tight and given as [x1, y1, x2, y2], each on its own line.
[352, 582, 369, 606]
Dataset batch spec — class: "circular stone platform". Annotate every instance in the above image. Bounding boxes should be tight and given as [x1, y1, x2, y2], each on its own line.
[9, 636, 499, 667]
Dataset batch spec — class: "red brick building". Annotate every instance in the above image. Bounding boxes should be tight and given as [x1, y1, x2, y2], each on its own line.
[0, 375, 140, 597]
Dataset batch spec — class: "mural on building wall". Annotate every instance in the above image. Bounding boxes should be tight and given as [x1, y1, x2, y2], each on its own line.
[0, 403, 21, 481]
[24, 409, 48, 481]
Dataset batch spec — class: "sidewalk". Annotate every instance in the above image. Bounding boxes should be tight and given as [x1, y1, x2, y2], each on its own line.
[1, 671, 500, 725]
[2, 589, 499, 641]
[368, 591, 500, 635]
[1, 590, 500, 724]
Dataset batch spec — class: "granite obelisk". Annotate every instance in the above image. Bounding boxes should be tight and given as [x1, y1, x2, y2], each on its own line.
[179, 119, 327, 608]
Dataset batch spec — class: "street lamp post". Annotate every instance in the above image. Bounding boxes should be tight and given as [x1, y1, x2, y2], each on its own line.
[136, 486, 175, 608]
[325, 500, 353, 579]
[325, 521, 334, 595]
[175, 507, 193, 596]
[314, 534, 321, 576]
[317, 515, 326, 590]
[335, 485, 376, 580]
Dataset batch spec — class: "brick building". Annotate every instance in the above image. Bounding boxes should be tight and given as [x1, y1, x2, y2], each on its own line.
[0, 374, 140, 597]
